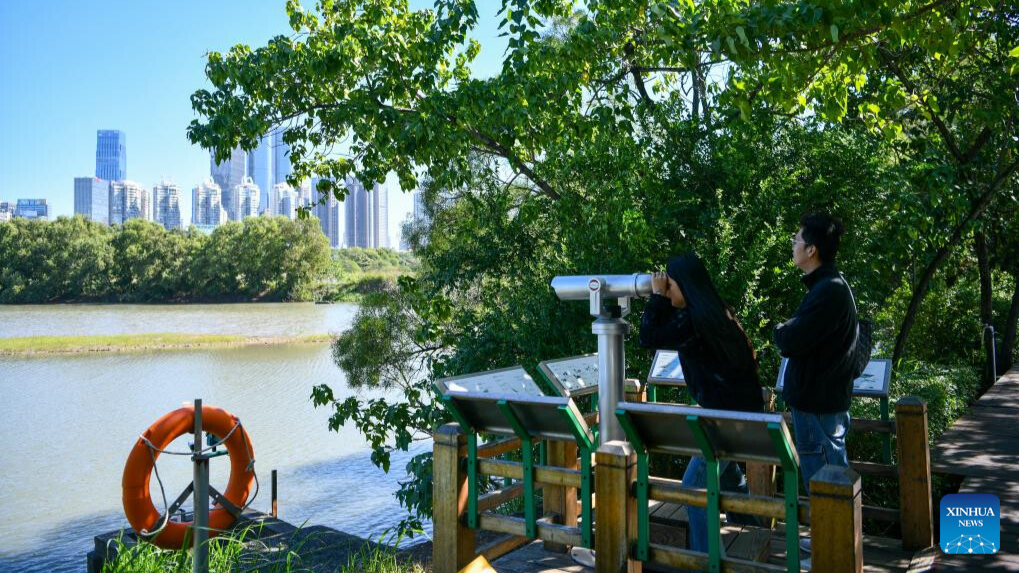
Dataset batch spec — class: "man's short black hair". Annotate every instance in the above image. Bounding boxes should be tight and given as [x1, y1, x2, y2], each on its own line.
[799, 212, 844, 263]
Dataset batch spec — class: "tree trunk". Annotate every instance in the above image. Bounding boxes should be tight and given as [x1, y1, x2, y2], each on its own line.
[975, 230, 996, 389]
[1003, 276, 1019, 372]
[891, 159, 1019, 367]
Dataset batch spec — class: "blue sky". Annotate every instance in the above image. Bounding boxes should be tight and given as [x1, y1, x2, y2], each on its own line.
[0, 0, 506, 244]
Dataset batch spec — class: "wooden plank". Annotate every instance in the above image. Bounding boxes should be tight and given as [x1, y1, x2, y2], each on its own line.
[964, 405, 1019, 422]
[647, 499, 667, 519]
[478, 534, 532, 564]
[488, 540, 586, 573]
[957, 475, 1019, 544]
[478, 513, 583, 548]
[905, 546, 936, 572]
[479, 459, 583, 488]
[479, 484, 525, 513]
[766, 532, 913, 572]
[932, 431, 1019, 477]
[850, 461, 898, 477]
[648, 543, 785, 573]
[725, 526, 771, 563]
[942, 416, 1019, 437]
[934, 552, 1019, 571]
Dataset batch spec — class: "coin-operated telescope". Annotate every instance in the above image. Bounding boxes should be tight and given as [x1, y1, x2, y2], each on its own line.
[551, 274, 652, 443]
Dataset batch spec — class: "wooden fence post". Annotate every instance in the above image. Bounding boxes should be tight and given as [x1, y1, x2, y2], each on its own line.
[595, 440, 642, 573]
[810, 465, 863, 573]
[544, 439, 579, 552]
[747, 388, 777, 529]
[896, 396, 934, 550]
[433, 423, 476, 573]
[625, 379, 645, 403]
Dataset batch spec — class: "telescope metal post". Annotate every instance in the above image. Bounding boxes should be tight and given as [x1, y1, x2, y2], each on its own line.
[593, 316, 628, 443]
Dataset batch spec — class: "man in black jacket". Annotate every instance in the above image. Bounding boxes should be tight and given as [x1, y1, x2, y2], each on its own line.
[774, 213, 857, 491]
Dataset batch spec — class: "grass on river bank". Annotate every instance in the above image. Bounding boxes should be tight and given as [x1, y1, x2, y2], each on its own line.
[0, 333, 332, 356]
[101, 529, 427, 573]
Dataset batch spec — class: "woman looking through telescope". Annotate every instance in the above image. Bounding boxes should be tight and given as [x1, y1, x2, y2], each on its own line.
[639, 253, 764, 559]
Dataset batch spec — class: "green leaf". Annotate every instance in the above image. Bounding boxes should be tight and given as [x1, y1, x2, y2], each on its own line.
[736, 26, 749, 48]
[1010, 45, 1019, 58]
[830, 24, 839, 44]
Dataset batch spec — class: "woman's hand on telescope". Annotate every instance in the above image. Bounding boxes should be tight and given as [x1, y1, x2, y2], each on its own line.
[652, 272, 669, 296]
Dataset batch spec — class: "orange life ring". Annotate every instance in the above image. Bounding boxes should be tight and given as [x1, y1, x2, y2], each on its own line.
[122, 404, 255, 549]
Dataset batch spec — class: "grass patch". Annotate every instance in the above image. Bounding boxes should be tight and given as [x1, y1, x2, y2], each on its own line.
[0, 333, 332, 355]
[100, 525, 425, 573]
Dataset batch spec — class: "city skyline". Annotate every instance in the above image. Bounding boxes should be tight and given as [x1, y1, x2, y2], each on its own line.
[0, 1, 509, 248]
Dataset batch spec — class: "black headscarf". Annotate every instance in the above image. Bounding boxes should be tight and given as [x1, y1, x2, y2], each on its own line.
[665, 253, 757, 374]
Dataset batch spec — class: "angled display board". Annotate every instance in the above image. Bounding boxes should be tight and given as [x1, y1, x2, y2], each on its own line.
[616, 402, 797, 465]
[442, 391, 594, 443]
[434, 366, 545, 396]
[539, 354, 599, 397]
[775, 357, 892, 398]
[647, 349, 686, 386]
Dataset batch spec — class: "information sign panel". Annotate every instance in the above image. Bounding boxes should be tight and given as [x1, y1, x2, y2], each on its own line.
[434, 366, 545, 397]
[775, 358, 892, 398]
[647, 349, 686, 386]
[539, 354, 599, 397]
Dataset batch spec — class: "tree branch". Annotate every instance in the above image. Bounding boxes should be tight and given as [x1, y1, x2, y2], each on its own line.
[879, 48, 964, 162]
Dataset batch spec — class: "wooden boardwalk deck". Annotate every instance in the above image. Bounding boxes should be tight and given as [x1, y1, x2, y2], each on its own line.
[489, 528, 918, 573]
[485, 500, 916, 572]
[930, 361, 1019, 570]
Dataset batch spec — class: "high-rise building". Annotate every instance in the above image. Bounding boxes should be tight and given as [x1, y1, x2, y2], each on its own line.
[96, 130, 126, 181]
[236, 177, 261, 219]
[192, 180, 226, 226]
[279, 188, 300, 220]
[298, 180, 313, 207]
[152, 180, 182, 230]
[247, 134, 272, 213]
[226, 176, 261, 221]
[372, 182, 389, 249]
[15, 199, 50, 220]
[0, 202, 15, 223]
[210, 146, 246, 217]
[344, 178, 370, 248]
[314, 177, 343, 248]
[272, 130, 292, 186]
[267, 183, 297, 218]
[412, 190, 427, 223]
[74, 177, 110, 224]
[344, 177, 388, 248]
[109, 181, 150, 224]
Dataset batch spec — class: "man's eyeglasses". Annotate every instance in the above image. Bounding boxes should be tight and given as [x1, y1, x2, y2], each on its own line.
[791, 238, 809, 247]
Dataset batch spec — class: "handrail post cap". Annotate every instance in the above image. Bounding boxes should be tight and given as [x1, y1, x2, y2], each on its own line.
[809, 465, 862, 497]
[436, 422, 466, 444]
[596, 440, 637, 466]
[895, 396, 927, 412]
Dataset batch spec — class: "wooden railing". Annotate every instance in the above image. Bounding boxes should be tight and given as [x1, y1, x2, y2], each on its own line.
[432, 394, 933, 573]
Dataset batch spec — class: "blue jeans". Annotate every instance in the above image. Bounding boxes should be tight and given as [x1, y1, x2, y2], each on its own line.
[682, 457, 759, 557]
[790, 407, 851, 492]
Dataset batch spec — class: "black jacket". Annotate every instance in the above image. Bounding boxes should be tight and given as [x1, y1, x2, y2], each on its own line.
[773, 262, 858, 414]
[639, 295, 763, 412]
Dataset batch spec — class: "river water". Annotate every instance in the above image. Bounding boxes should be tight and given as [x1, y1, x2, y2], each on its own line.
[0, 303, 431, 573]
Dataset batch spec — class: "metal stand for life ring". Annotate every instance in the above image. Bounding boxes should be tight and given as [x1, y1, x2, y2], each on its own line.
[189, 398, 240, 573]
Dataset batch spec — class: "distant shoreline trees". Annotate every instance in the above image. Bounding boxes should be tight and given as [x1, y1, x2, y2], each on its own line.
[0, 215, 334, 303]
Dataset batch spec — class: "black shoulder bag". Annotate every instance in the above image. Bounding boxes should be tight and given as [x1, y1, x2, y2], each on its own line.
[844, 274, 873, 378]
